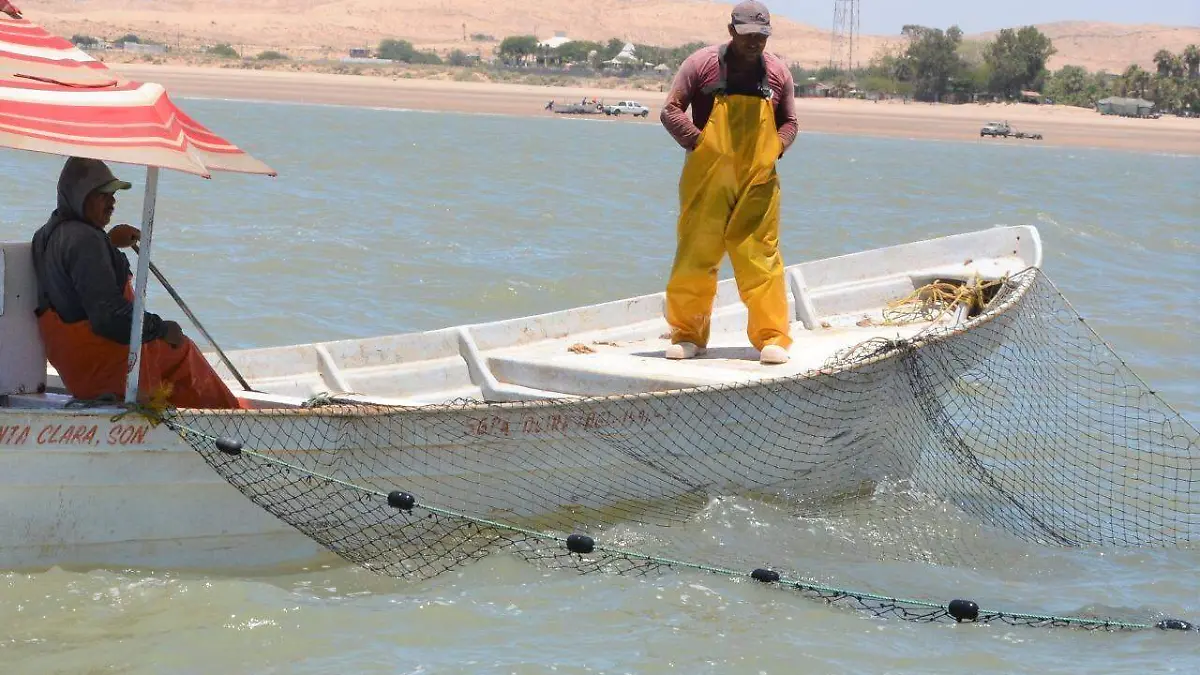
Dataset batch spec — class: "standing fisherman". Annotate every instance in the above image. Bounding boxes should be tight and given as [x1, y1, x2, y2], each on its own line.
[659, 0, 799, 364]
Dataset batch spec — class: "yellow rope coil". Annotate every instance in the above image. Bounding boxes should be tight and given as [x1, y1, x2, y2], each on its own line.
[883, 275, 1006, 325]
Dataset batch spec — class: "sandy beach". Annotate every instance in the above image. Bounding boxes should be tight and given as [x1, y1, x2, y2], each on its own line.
[113, 63, 1200, 156]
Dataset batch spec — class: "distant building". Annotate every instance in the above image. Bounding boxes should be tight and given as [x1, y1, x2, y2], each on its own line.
[604, 42, 641, 67]
[120, 42, 167, 55]
[797, 81, 831, 97]
[538, 31, 573, 49]
[348, 47, 370, 58]
[1097, 96, 1155, 117]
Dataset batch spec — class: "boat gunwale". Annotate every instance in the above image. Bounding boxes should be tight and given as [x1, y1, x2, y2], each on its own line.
[165, 268, 1039, 421]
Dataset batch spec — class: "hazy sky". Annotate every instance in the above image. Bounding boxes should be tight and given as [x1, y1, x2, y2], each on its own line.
[767, 0, 1200, 35]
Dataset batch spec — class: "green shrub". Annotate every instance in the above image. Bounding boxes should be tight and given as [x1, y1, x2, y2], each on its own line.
[208, 43, 239, 58]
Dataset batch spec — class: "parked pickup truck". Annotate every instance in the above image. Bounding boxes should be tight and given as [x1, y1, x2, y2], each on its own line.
[604, 101, 651, 117]
[980, 121, 1043, 140]
[980, 121, 1011, 137]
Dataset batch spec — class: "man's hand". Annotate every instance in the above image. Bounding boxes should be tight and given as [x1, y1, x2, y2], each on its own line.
[162, 320, 184, 349]
[108, 224, 142, 249]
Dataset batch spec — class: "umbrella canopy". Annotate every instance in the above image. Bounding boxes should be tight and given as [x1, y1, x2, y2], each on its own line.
[0, 7, 275, 177]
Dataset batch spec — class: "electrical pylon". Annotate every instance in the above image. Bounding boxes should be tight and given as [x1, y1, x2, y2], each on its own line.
[829, 0, 861, 73]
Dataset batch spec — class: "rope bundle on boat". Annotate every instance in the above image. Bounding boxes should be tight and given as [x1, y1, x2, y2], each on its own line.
[882, 275, 1004, 324]
[162, 268, 1200, 633]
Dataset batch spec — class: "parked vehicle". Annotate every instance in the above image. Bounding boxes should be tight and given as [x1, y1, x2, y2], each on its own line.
[980, 121, 1011, 137]
[980, 120, 1042, 140]
[604, 101, 650, 117]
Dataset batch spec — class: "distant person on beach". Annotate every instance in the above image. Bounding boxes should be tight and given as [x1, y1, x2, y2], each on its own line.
[659, 0, 798, 365]
[30, 157, 243, 409]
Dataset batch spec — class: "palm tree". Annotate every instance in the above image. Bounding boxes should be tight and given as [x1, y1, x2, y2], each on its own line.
[1182, 79, 1200, 113]
[1121, 64, 1150, 98]
[1134, 69, 1154, 99]
[1152, 49, 1175, 77]
[1184, 44, 1200, 80]
[1154, 77, 1180, 113]
[1169, 54, 1185, 78]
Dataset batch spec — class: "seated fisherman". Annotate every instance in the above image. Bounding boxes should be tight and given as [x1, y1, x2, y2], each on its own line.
[30, 156, 242, 409]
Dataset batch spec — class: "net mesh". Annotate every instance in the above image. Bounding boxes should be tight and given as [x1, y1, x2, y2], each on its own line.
[164, 269, 1200, 631]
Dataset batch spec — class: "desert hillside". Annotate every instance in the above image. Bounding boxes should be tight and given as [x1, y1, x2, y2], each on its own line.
[23, 0, 1200, 72]
[972, 21, 1200, 73]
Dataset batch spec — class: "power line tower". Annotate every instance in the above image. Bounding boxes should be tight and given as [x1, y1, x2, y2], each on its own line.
[829, 0, 861, 73]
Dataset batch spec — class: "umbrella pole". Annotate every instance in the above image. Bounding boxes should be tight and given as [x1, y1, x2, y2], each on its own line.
[124, 165, 159, 405]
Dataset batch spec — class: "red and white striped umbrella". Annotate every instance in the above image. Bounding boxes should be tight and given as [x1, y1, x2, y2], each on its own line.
[0, 7, 275, 177]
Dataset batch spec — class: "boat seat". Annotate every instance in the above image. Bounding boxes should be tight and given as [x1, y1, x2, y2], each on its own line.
[0, 242, 48, 397]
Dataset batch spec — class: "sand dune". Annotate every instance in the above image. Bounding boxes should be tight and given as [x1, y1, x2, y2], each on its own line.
[28, 0, 1200, 72]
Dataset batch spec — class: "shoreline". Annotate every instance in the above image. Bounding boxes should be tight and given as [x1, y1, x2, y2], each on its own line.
[114, 64, 1200, 156]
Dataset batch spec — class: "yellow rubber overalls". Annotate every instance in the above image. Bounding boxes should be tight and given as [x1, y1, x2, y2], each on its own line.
[666, 52, 792, 352]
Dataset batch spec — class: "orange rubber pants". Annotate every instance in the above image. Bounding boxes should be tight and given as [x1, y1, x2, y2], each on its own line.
[37, 283, 242, 409]
[666, 93, 792, 351]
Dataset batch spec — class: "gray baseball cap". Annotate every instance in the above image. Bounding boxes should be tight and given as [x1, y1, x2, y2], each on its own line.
[56, 156, 133, 219]
[731, 0, 772, 36]
[60, 156, 132, 196]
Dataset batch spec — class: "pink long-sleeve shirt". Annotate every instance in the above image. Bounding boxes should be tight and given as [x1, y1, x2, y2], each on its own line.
[660, 44, 799, 155]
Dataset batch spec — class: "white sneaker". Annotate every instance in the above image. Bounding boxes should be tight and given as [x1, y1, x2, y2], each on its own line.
[760, 344, 790, 365]
[665, 342, 705, 360]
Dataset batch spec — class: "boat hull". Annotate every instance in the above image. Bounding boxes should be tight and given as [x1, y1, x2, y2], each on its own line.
[2, 353, 928, 573]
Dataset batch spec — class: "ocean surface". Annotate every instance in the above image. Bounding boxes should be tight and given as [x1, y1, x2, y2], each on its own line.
[0, 100, 1197, 674]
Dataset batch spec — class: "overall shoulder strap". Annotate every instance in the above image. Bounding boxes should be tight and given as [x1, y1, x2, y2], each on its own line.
[701, 45, 729, 95]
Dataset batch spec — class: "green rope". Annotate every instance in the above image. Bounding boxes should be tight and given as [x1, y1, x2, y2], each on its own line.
[169, 421, 1175, 633]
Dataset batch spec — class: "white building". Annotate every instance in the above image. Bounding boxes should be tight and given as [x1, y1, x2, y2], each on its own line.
[538, 31, 573, 49]
[605, 42, 640, 66]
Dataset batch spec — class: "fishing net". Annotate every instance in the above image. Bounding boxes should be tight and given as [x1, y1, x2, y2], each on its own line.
[164, 268, 1200, 632]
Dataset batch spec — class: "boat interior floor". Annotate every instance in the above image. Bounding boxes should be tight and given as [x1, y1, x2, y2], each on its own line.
[482, 316, 943, 399]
